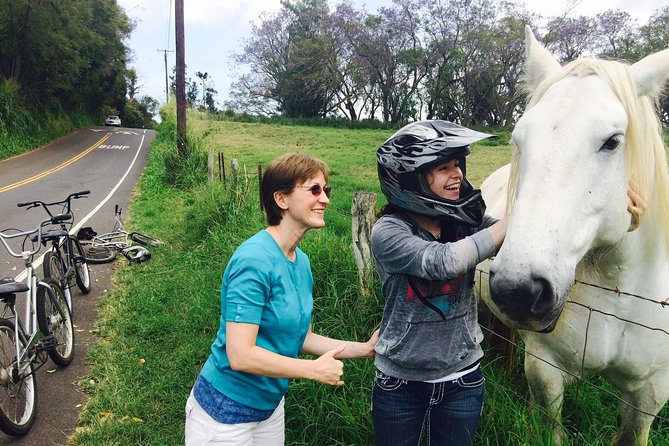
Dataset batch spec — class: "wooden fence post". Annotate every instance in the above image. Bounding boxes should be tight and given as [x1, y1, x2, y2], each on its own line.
[219, 152, 225, 181]
[231, 158, 239, 184]
[352, 192, 378, 297]
[207, 149, 214, 183]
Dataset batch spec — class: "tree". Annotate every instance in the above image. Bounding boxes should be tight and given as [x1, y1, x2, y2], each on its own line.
[204, 86, 218, 112]
[325, 4, 371, 122]
[169, 66, 199, 107]
[542, 15, 594, 62]
[592, 10, 639, 60]
[0, 0, 132, 117]
[338, 0, 428, 124]
[124, 95, 159, 128]
[126, 68, 140, 102]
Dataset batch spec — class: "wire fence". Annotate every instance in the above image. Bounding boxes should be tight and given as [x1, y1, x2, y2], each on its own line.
[476, 266, 669, 444]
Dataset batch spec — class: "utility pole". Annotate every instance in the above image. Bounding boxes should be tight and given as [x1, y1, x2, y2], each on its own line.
[157, 49, 174, 103]
[175, 0, 186, 157]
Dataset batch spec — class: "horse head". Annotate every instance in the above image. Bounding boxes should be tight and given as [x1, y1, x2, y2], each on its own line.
[486, 26, 669, 332]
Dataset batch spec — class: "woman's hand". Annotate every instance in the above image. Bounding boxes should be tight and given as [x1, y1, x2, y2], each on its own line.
[364, 329, 380, 358]
[627, 179, 647, 232]
[310, 345, 346, 386]
[488, 214, 509, 248]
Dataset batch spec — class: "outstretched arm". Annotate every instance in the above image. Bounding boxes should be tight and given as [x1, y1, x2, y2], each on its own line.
[301, 326, 379, 360]
[226, 322, 345, 386]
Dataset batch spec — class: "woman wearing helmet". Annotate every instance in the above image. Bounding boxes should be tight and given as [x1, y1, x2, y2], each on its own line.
[370, 120, 508, 446]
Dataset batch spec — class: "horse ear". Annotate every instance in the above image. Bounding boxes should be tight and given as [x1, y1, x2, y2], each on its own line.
[630, 49, 669, 99]
[523, 25, 562, 93]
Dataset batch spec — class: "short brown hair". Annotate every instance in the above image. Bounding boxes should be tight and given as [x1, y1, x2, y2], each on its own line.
[261, 153, 330, 226]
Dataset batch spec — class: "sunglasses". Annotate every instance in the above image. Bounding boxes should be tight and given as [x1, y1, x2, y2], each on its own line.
[297, 184, 332, 198]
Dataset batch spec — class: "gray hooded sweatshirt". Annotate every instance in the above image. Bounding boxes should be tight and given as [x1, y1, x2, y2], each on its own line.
[370, 212, 497, 381]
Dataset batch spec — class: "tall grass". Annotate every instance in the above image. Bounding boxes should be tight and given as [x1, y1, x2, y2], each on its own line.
[72, 114, 669, 445]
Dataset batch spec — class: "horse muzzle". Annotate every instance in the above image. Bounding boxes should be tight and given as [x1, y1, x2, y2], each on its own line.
[487, 264, 570, 332]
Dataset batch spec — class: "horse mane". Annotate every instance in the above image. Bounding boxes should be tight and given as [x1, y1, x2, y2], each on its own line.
[507, 57, 669, 254]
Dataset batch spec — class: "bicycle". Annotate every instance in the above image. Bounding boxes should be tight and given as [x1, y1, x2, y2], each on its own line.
[0, 218, 75, 436]
[18, 191, 92, 314]
[80, 205, 160, 264]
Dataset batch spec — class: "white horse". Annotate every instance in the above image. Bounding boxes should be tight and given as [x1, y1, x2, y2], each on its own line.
[479, 26, 669, 446]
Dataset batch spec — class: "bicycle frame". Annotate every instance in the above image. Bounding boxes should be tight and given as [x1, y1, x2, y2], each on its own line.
[19, 191, 91, 306]
[0, 218, 74, 435]
[90, 205, 132, 249]
[80, 205, 158, 265]
[0, 222, 52, 373]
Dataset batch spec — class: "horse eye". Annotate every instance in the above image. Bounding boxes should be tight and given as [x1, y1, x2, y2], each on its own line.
[600, 136, 621, 152]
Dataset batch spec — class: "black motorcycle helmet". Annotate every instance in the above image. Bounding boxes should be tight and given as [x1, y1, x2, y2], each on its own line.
[377, 120, 493, 226]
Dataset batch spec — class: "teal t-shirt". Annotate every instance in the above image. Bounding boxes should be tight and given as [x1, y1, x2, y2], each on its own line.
[200, 230, 314, 410]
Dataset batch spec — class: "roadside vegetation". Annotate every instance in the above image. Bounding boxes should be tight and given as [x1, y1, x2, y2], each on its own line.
[0, 0, 158, 160]
[67, 111, 669, 445]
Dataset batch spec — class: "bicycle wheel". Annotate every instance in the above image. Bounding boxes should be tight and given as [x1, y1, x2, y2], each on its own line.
[36, 279, 74, 367]
[79, 240, 117, 264]
[43, 250, 72, 314]
[130, 232, 161, 247]
[69, 237, 91, 294]
[0, 318, 37, 436]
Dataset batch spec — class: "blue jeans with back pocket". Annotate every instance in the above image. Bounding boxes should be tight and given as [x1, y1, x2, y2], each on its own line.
[371, 366, 485, 446]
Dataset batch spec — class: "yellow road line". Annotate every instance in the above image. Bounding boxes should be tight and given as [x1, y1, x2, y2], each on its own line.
[0, 133, 112, 194]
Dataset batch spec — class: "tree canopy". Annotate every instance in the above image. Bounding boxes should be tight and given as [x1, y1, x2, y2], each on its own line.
[0, 0, 155, 128]
[228, 0, 669, 126]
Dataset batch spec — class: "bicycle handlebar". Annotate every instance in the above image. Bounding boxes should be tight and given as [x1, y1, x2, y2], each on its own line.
[0, 217, 55, 259]
[17, 190, 90, 217]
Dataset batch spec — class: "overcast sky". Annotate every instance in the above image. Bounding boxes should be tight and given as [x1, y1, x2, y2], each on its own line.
[116, 0, 666, 108]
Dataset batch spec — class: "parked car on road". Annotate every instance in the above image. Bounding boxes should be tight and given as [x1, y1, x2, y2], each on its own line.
[105, 115, 121, 127]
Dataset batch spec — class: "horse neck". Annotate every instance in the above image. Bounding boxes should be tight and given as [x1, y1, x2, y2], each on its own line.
[578, 221, 668, 292]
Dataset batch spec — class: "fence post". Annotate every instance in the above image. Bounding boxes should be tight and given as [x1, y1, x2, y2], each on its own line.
[207, 149, 215, 183]
[231, 158, 239, 184]
[219, 152, 225, 181]
[351, 192, 378, 297]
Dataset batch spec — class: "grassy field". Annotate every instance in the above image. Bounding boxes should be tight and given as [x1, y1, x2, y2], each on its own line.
[70, 114, 669, 445]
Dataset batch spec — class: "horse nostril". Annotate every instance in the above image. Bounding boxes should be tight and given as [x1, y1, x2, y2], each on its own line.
[489, 268, 561, 331]
[529, 277, 556, 317]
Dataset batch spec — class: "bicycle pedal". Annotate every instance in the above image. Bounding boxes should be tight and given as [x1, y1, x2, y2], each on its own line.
[36, 335, 58, 352]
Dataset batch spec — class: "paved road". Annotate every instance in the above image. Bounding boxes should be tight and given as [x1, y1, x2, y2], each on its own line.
[0, 126, 155, 445]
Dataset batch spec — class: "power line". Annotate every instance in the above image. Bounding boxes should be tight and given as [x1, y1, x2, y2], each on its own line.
[166, 0, 173, 51]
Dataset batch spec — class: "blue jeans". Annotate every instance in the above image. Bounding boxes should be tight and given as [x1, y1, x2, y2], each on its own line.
[371, 367, 485, 446]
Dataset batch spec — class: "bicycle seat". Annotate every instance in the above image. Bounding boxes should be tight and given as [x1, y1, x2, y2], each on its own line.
[0, 277, 29, 294]
[35, 229, 69, 242]
[51, 213, 73, 224]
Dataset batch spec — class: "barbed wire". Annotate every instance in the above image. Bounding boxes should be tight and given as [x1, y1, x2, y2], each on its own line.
[476, 267, 669, 443]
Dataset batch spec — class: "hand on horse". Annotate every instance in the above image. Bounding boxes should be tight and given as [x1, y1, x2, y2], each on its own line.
[489, 214, 510, 249]
[627, 179, 647, 232]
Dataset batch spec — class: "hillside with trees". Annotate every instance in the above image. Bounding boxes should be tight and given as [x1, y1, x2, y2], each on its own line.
[0, 0, 157, 156]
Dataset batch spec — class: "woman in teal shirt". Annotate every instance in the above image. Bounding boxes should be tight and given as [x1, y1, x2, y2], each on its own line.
[185, 153, 378, 445]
